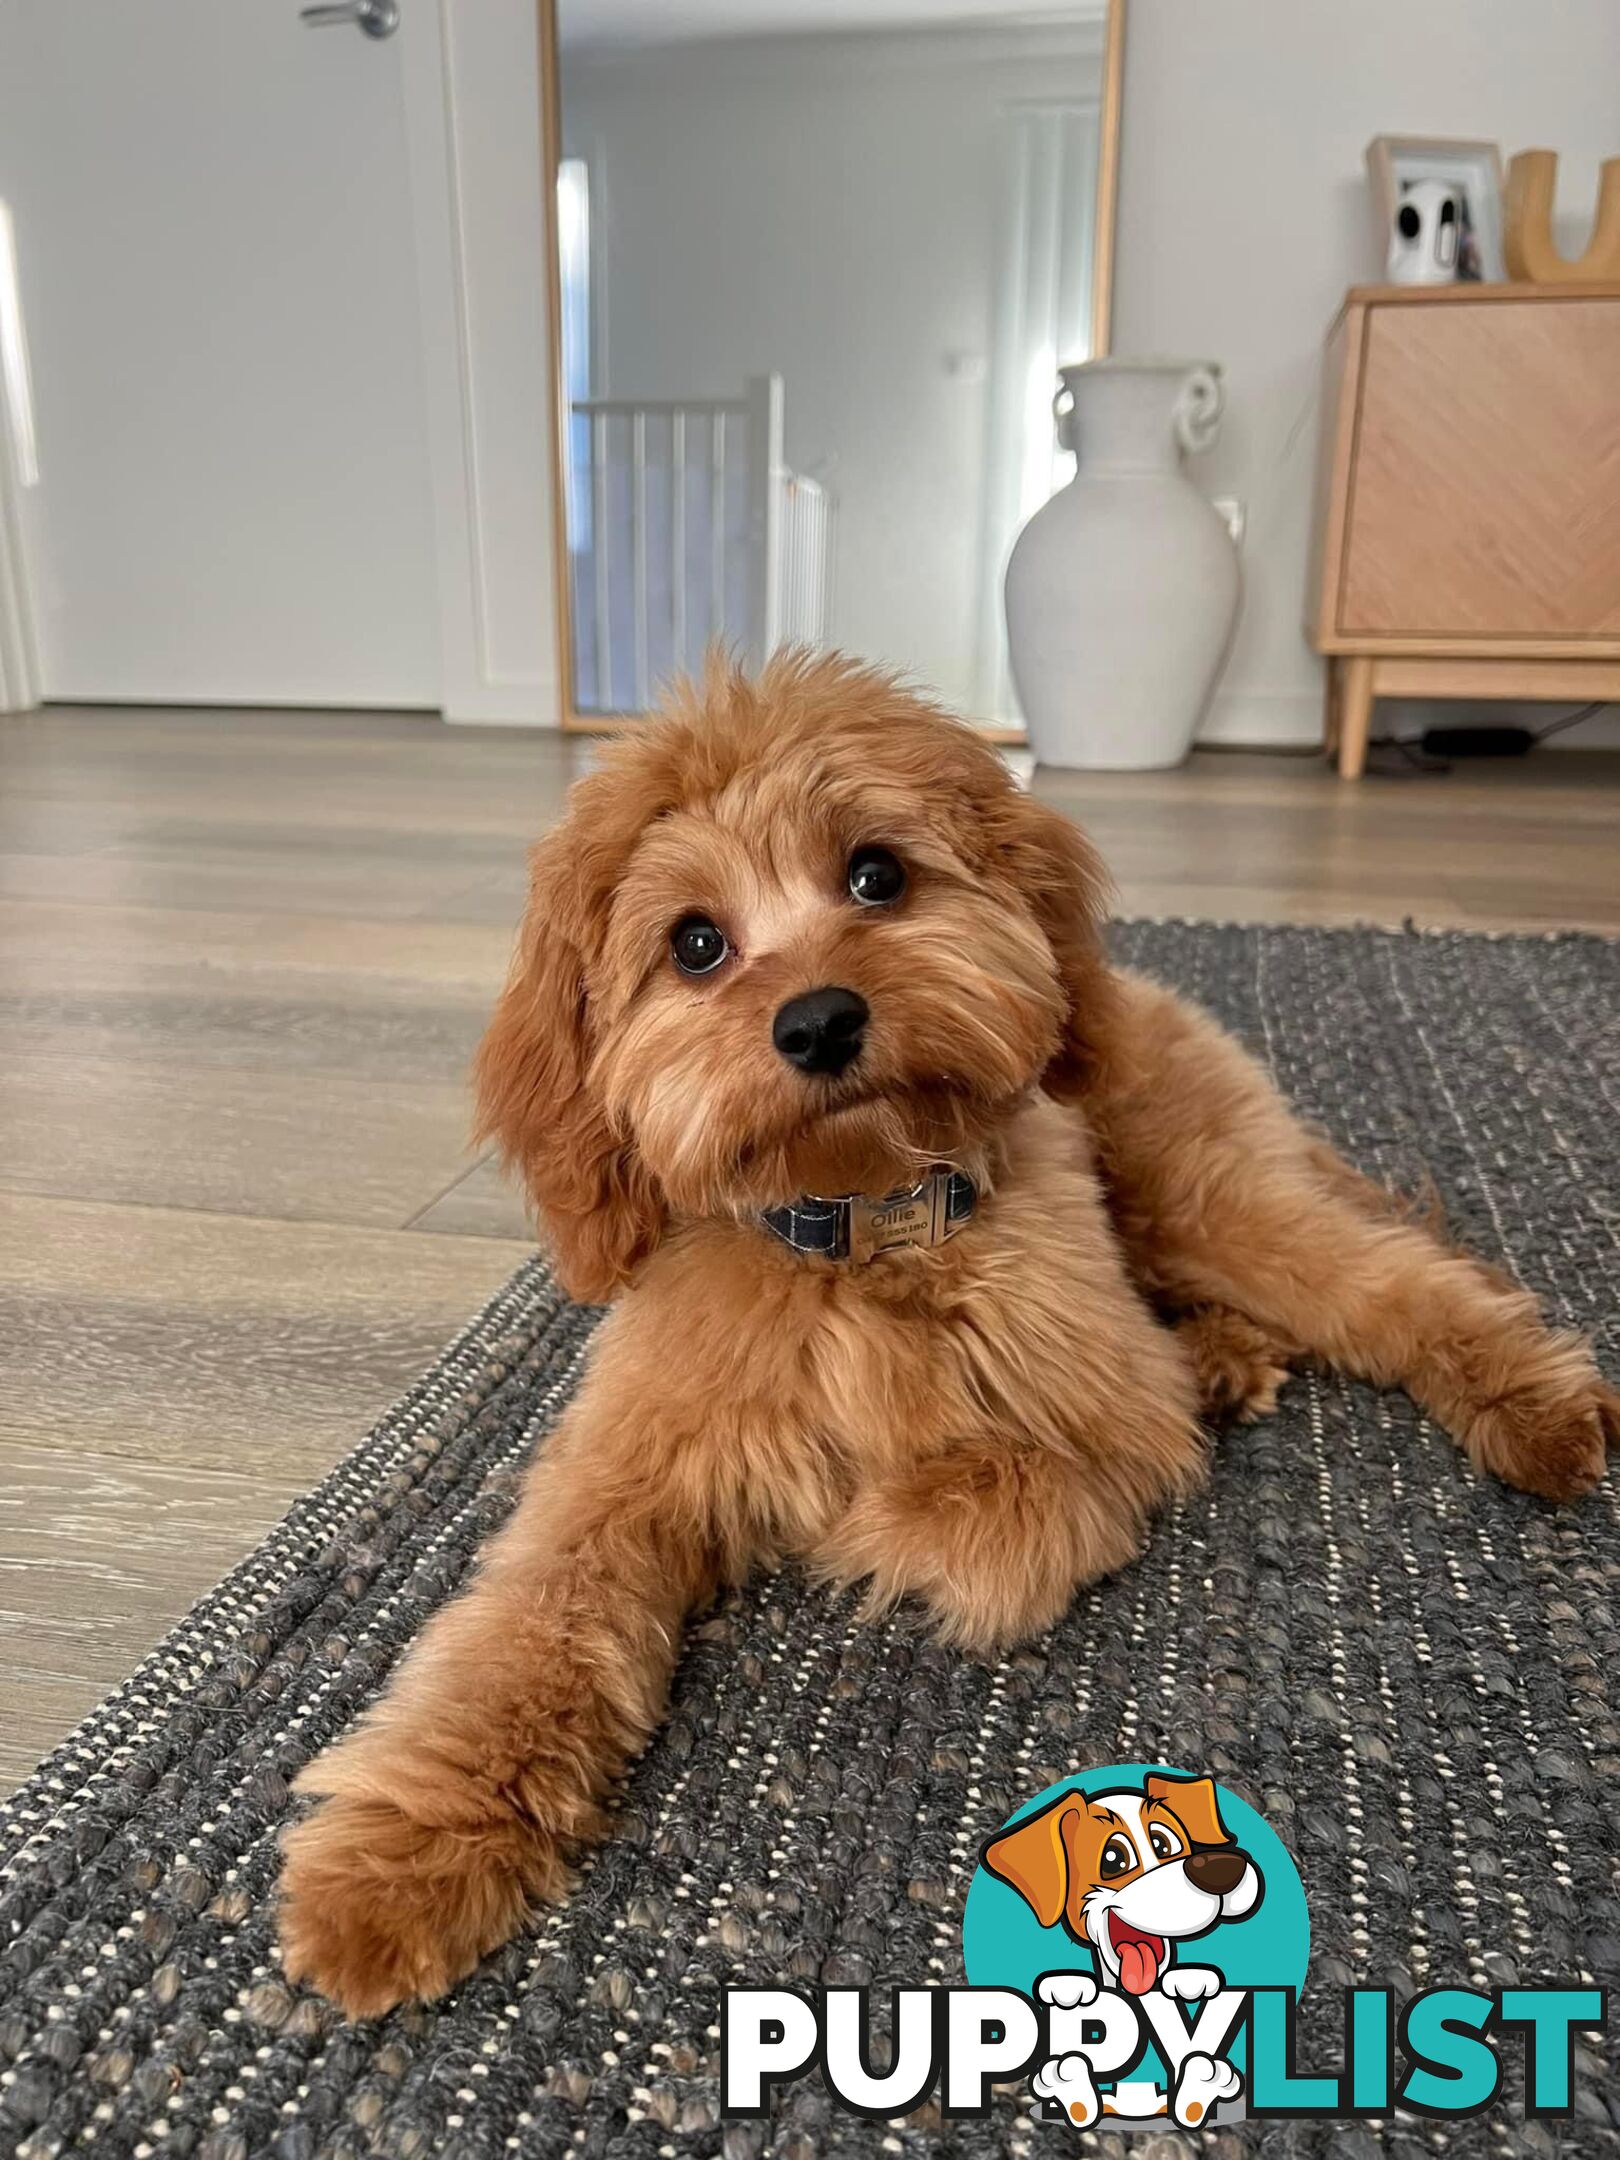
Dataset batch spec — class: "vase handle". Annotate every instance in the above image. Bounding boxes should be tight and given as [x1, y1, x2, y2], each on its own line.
[1174, 365, 1225, 456]
[1051, 382, 1077, 456]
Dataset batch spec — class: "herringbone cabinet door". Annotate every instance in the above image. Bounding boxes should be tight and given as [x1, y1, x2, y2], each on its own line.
[1341, 297, 1620, 639]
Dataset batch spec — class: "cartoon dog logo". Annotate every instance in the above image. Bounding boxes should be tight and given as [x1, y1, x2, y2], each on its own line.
[982, 1772, 1263, 2128]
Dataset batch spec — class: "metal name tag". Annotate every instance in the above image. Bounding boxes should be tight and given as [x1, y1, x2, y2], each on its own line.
[848, 1169, 960, 1262]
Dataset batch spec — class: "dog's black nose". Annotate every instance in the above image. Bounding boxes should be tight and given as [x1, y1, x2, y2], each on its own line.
[1185, 1848, 1248, 1897]
[773, 986, 868, 1076]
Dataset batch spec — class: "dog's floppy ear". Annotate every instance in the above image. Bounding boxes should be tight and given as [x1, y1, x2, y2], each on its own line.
[982, 1797, 1078, 1929]
[982, 786, 1119, 1100]
[1146, 1773, 1234, 1850]
[473, 778, 667, 1304]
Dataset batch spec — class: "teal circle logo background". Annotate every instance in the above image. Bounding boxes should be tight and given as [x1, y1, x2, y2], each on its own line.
[962, 1762, 1310, 2015]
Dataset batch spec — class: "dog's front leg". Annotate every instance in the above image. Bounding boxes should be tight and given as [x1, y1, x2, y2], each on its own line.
[813, 1185, 1204, 1653]
[816, 1362, 1201, 1655]
[815, 1437, 1152, 1653]
[278, 1377, 723, 2019]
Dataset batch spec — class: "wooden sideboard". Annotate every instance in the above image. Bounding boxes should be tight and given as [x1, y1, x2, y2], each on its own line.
[1310, 283, 1620, 777]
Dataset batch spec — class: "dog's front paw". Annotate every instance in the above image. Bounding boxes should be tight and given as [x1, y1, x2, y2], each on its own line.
[1032, 2052, 1102, 2128]
[1160, 1964, 1222, 2003]
[1460, 1356, 1617, 1504]
[1037, 1971, 1098, 2010]
[1172, 2051, 1241, 2128]
[278, 1786, 564, 2019]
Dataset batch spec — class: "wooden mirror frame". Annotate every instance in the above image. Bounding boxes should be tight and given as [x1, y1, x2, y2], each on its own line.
[537, 0, 1126, 735]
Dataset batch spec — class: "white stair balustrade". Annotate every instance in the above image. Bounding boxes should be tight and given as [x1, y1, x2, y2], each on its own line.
[567, 374, 835, 714]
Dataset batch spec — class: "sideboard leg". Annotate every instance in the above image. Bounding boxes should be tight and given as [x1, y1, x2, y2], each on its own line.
[1338, 656, 1374, 779]
[1321, 657, 1342, 757]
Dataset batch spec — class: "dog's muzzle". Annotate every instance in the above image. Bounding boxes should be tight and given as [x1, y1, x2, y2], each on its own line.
[760, 1166, 977, 1262]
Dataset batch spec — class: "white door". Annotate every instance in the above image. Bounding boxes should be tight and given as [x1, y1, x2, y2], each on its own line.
[0, 0, 440, 707]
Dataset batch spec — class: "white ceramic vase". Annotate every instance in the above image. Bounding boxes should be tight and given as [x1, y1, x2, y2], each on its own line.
[1004, 358, 1241, 770]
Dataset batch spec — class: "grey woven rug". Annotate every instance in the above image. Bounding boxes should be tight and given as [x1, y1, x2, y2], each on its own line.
[2, 923, 1617, 2160]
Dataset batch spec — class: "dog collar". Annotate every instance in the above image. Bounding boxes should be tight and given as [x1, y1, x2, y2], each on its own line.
[759, 1166, 977, 1263]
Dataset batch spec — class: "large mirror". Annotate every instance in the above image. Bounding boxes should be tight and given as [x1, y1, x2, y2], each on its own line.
[542, 0, 1123, 736]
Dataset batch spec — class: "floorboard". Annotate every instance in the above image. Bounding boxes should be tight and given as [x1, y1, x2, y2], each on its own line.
[0, 1191, 531, 1474]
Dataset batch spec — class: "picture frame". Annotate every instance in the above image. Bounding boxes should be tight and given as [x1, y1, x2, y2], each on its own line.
[1364, 135, 1506, 284]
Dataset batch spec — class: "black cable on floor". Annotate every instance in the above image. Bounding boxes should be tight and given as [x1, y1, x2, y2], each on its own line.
[1367, 734, 1450, 773]
[1532, 700, 1605, 743]
[1366, 700, 1610, 773]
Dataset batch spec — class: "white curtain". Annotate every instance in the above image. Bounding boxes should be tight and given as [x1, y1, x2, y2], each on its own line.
[975, 100, 1099, 724]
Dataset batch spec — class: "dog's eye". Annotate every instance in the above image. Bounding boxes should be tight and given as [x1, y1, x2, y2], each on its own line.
[847, 845, 906, 907]
[1148, 1825, 1182, 1861]
[1099, 1835, 1136, 1879]
[670, 916, 729, 976]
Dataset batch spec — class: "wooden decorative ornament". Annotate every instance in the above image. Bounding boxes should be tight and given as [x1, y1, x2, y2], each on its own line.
[1504, 149, 1620, 283]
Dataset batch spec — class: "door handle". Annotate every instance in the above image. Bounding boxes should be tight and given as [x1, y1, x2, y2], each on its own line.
[299, 0, 399, 37]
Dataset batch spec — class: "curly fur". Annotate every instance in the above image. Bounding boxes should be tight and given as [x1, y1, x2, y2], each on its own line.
[279, 651, 1616, 2017]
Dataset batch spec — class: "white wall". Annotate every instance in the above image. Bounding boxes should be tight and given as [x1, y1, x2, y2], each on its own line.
[564, 24, 1102, 715]
[1114, 0, 1620, 748]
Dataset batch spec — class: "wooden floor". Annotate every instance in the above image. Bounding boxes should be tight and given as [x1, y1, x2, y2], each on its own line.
[2, 704, 1617, 1792]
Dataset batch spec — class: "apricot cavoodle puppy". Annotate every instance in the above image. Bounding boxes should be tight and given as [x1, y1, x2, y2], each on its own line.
[279, 652, 1615, 2016]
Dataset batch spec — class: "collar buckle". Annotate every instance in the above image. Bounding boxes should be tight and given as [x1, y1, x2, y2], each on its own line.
[760, 1165, 976, 1263]
[847, 1169, 954, 1262]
